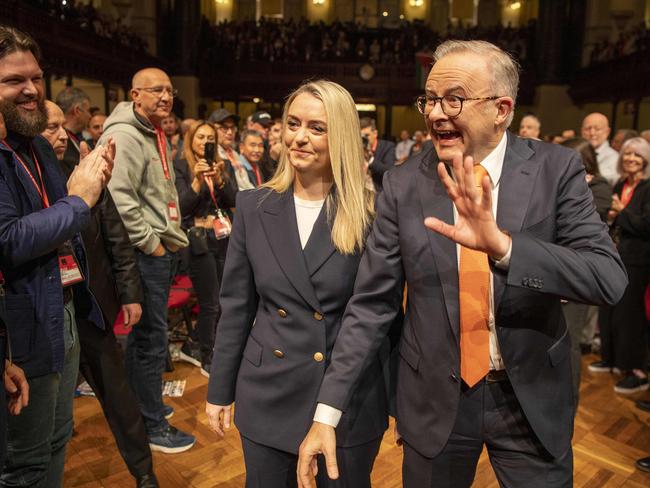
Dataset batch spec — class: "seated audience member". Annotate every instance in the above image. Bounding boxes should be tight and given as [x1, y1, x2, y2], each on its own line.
[395, 129, 415, 164]
[591, 137, 650, 394]
[41, 100, 159, 488]
[611, 128, 639, 153]
[210, 108, 254, 191]
[86, 112, 106, 149]
[239, 129, 273, 187]
[560, 137, 612, 410]
[360, 117, 396, 192]
[173, 120, 237, 376]
[518, 114, 541, 140]
[0, 25, 113, 487]
[582, 112, 620, 186]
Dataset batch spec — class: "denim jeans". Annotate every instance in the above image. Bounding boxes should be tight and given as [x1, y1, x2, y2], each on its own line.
[1, 299, 80, 488]
[126, 251, 176, 433]
[189, 234, 228, 361]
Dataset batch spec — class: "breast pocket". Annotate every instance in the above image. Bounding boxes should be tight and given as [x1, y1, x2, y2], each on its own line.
[5, 294, 37, 363]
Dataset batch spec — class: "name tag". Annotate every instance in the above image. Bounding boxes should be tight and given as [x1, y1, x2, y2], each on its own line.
[59, 253, 84, 287]
[213, 210, 232, 240]
[168, 201, 179, 221]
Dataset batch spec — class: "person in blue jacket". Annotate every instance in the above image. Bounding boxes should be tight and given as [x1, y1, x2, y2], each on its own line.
[0, 26, 113, 488]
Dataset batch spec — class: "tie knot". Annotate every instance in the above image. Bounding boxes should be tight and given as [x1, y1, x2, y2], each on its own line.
[473, 164, 488, 188]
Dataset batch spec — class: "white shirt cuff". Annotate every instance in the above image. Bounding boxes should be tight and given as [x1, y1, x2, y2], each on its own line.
[313, 403, 342, 428]
[493, 238, 512, 270]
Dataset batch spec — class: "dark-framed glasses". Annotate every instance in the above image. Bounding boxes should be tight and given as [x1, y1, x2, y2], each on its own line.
[415, 94, 501, 118]
[134, 86, 178, 98]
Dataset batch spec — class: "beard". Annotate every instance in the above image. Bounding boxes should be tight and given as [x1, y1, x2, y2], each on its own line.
[0, 97, 47, 138]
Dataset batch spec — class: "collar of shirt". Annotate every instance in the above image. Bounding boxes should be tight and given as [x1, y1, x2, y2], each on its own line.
[238, 154, 253, 171]
[479, 131, 508, 189]
[595, 139, 612, 155]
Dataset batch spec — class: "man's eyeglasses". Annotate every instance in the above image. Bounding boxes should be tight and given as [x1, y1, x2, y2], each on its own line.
[415, 94, 501, 118]
[218, 125, 237, 133]
[134, 86, 178, 98]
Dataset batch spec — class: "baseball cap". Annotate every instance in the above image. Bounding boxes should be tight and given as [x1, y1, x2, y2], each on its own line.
[251, 111, 273, 127]
[209, 108, 240, 124]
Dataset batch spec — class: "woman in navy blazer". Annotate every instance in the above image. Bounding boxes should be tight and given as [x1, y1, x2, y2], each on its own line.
[205, 80, 397, 487]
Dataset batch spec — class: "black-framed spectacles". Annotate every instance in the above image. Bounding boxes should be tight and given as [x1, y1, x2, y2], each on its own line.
[415, 94, 501, 118]
[134, 86, 178, 98]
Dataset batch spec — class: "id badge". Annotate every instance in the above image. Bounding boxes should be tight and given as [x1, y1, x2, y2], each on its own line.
[168, 201, 179, 221]
[59, 253, 84, 287]
[213, 210, 232, 240]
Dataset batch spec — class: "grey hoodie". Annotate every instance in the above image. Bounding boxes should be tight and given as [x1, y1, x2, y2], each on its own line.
[101, 102, 188, 254]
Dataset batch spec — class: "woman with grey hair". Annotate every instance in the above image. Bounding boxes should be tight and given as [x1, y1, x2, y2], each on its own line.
[591, 137, 650, 394]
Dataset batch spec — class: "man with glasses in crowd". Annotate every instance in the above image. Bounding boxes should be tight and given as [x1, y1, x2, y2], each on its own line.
[210, 108, 254, 190]
[298, 40, 626, 488]
[581, 112, 619, 186]
[100, 68, 194, 454]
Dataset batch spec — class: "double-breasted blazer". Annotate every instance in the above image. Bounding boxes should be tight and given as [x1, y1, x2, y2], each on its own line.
[207, 187, 397, 454]
[317, 132, 627, 460]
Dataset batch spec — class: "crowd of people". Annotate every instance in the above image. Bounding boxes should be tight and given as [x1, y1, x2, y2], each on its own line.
[24, 0, 149, 52]
[588, 21, 650, 66]
[0, 21, 648, 488]
[197, 16, 534, 67]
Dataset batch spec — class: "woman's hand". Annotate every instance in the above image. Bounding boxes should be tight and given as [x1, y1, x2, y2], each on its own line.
[212, 160, 226, 188]
[206, 402, 233, 437]
[192, 159, 217, 192]
[611, 194, 624, 213]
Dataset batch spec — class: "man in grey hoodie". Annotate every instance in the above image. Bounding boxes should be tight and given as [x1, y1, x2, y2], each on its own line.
[101, 68, 194, 454]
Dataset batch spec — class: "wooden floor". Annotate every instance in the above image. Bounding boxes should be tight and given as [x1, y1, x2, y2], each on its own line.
[64, 353, 650, 487]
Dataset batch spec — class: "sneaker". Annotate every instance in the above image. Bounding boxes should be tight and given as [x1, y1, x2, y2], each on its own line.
[148, 426, 196, 454]
[163, 404, 174, 420]
[588, 360, 616, 373]
[178, 341, 201, 368]
[200, 362, 210, 378]
[614, 373, 649, 395]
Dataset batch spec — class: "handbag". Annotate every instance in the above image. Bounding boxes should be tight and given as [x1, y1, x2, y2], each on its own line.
[187, 226, 209, 256]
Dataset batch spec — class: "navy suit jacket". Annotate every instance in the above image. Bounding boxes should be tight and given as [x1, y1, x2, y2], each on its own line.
[208, 188, 399, 453]
[317, 132, 627, 459]
[368, 139, 396, 192]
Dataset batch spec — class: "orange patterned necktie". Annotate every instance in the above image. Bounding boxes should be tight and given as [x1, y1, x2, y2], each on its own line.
[459, 164, 490, 387]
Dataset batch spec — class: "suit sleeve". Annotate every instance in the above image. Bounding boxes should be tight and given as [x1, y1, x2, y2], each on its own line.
[317, 172, 405, 412]
[207, 192, 259, 405]
[99, 191, 143, 305]
[507, 153, 627, 305]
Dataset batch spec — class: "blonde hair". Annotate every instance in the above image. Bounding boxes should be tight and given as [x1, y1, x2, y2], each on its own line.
[264, 80, 375, 254]
[182, 120, 220, 176]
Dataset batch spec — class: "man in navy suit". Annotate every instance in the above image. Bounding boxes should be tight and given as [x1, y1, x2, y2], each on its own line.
[298, 40, 627, 488]
[360, 117, 395, 192]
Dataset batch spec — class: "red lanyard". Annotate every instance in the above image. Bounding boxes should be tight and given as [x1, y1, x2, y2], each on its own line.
[1, 139, 50, 208]
[155, 128, 171, 180]
[205, 177, 220, 210]
[371, 138, 378, 154]
[252, 164, 262, 186]
[620, 181, 638, 207]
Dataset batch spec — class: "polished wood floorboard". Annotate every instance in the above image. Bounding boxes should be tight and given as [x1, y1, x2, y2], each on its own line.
[64, 353, 650, 487]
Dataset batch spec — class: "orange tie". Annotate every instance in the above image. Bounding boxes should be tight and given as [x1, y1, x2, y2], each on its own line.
[459, 164, 490, 387]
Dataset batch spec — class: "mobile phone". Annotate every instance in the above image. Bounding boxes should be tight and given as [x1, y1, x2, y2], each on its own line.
[204, 142, 215, 165]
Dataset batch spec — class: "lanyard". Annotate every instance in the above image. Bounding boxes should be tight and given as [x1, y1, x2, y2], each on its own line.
[621, 180, 638, 207]
[1, 139, 50, 208]
[205, 176, 221, 210]
[252, 164, 262, 186]
[155, 128, 171, 180]
[66, 129, 81, 153]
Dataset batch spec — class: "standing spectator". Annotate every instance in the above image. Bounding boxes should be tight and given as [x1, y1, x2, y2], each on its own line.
[160, 114, 182, 160]
[360, 117, 396, 192]
[86, 112, 106, 149]
[560, 137, 612, 410]
[55, 86, 92, 177]
[409, 130, 425, 156]
[582, 112, 620, 186]
[174, 120, 237, 376]
[518, 114, 541, 140]
[101, 68, 194, 453]
[591, 137, 650, 394]
[611, 128, 639, 153]
[210, 108, 254, 191]
[0, 25, 113, 487]
[395, 129, 415, 164]
[249, 111, 273, 140]
[239, 129, 273, 187]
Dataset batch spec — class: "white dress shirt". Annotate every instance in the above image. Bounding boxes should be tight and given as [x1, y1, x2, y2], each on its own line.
[594, 140, 619, 187]
[314, 133, 512, 427]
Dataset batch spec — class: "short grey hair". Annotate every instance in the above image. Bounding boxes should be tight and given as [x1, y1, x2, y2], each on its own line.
[617, 137, 650, 178]
[432, 40, 520, 126]
[240, 129, 264, 144]
[55, 87, 90, 115]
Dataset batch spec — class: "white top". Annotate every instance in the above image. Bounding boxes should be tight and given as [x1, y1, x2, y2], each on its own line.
[314, 132, 513, 428]
[595, 140, 619, 187]
[294, 195, 325, 249]
[395, 139, 415, 160]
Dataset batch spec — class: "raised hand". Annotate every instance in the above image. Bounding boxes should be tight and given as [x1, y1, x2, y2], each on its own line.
[67, 138, 115, 208]
[423, 153, 510, 260]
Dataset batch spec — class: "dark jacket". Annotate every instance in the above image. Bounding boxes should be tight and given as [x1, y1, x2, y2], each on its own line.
[589, 174, 612, 223]
[0, 135, 104, 378]
[612, 178, 650, 266]
[368, 139, 396, 192]
[173, 158, 238, 230]
[317, 133, 627, 460]
[208, 188, 400, 453]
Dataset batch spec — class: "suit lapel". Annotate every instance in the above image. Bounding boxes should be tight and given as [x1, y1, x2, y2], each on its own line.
[494, 132, 539, 309]
[302, 202, 336, 277]
[415, 150, 460, 345]
[259, 189, 322, 312]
